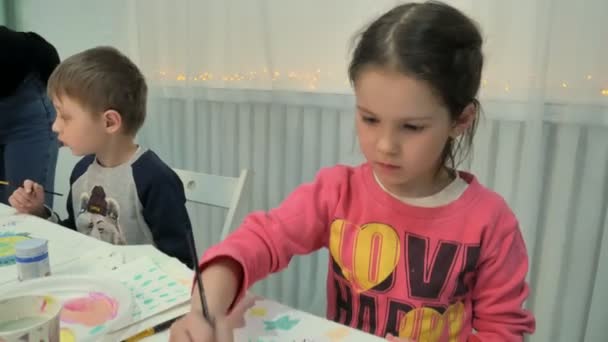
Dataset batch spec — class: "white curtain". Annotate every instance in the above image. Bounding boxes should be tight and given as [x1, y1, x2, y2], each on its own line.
[14, 0, 608, 341]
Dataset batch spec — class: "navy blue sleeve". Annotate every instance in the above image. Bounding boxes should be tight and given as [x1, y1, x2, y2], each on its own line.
[132, 151, 193, 268]
[59, 155, 94, 230]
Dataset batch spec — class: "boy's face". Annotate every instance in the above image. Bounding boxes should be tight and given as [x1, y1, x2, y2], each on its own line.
[51, 96, 108, 156]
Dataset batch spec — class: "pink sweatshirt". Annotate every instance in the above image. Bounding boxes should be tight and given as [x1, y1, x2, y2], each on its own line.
[201, 163, 535, 341]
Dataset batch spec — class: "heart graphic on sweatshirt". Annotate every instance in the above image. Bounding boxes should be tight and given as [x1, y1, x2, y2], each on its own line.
[396, 301, 465, 342]
[329, 219, 400, 292]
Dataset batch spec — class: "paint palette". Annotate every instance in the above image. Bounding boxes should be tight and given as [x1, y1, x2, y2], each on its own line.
[0, 217, 30, 267]
[0, 275, 133, 342]
[0, 231, 30, 266]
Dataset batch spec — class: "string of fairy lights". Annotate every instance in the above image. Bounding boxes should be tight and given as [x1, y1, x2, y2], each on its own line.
[157, 68, 338, 90]
[153, 69, 608, 96]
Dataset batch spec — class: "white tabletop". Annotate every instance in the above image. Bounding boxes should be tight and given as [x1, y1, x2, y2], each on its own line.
[0, 205, 383, 341]
[0, 204, 16, 217]
[0, 213, 106, 286]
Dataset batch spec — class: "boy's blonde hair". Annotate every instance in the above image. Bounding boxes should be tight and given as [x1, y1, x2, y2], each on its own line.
[48, 46, 147, 136]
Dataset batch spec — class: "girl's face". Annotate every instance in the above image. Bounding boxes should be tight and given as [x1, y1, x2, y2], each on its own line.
[354, 67, 472, 197]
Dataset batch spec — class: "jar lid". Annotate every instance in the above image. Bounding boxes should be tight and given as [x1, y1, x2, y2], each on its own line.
[15, 238, 48, 258]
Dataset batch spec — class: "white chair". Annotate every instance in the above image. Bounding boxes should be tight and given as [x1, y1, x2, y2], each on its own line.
[172, 168, 251, 241]
[53, 147, 81, 218]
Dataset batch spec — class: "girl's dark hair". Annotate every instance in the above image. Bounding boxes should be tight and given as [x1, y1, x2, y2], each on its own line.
[349, 1, 483, 170]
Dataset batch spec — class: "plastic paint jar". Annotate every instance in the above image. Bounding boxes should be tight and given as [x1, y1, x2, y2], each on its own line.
[15, 239, 51, 281]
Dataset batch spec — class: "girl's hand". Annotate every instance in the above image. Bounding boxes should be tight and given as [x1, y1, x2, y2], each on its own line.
[169, 294, 256, 342]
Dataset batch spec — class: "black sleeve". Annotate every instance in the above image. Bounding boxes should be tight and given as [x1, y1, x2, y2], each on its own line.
[25, 31, 60, 84]
[0, 26, 59, 96]
[0, 25, 30, 97]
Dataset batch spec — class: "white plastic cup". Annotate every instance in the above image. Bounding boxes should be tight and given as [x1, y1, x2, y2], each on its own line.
[14, 239, 51, 281]
[0, 295, 61, 342]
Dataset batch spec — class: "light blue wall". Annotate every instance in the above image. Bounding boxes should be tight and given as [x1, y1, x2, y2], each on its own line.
[10, 0, 130, 59]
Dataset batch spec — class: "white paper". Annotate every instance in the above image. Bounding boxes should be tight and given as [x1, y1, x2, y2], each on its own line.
[109, 257, 192, 330]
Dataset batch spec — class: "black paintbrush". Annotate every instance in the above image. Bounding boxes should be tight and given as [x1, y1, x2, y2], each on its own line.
[186, 231, 214, 328]
[0, 181, 63, 196]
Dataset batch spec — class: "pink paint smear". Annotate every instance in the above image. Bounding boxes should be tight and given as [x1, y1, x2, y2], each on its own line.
[60, 292, 119, 326]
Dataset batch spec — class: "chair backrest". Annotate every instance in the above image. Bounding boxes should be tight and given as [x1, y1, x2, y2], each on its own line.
[53, 147, 81, 218]
[172, 168, 251, 240]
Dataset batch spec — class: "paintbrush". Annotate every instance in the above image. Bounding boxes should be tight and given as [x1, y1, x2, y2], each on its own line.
[0, 180, 63, 196]
[186, 231, 215, 329]
[121, 314, 185, 341]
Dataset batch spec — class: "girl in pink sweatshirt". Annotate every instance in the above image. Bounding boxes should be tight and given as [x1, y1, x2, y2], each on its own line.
[170, 1, 536, 341]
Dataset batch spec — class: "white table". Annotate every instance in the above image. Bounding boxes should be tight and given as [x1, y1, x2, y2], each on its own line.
[0, 205, 383, 341]
[0, 211, 191, 341]
[0, 204, 16, 217]
[0, 213, 104, 286]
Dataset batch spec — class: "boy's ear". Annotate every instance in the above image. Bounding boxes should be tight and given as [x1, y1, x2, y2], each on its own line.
[450, 102, 477, 138]
[102, 109, 122, 134]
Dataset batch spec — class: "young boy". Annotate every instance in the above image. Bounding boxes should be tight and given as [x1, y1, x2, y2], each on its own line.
[8, 46, 193, 267]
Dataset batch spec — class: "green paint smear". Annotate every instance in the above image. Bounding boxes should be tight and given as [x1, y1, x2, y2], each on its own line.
[89, 325, 105, 335]
[263, 315, 300, 331]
